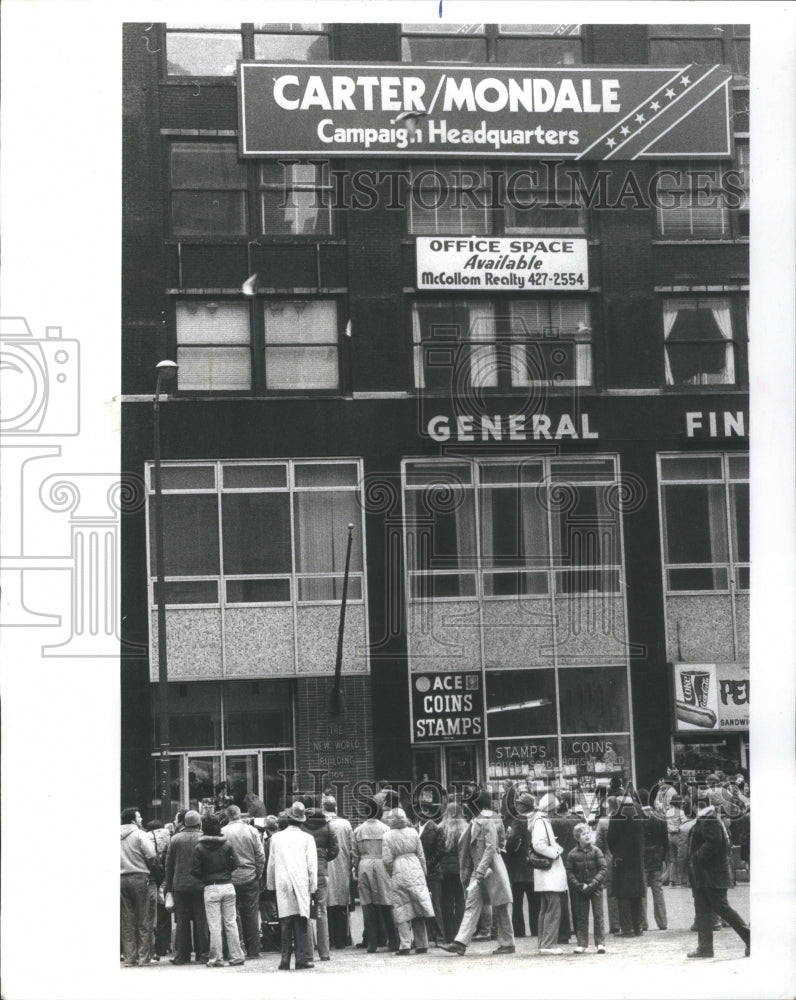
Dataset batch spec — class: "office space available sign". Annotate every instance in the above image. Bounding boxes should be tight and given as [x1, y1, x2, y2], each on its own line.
[412, 672, 484, 742]
[672, 663, 749, 733]
[416, 237, 588, 290]
[239, 63, 733, 159]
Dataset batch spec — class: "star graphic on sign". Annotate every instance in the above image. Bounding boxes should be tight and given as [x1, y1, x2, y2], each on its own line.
[635, 113, 645, 124]
[620, 125, 630, 136]
[681, 76, 691, 86]
[650, 101, 661, 112]
[665, 88, 676, 99]
[606, 136, 616, 148]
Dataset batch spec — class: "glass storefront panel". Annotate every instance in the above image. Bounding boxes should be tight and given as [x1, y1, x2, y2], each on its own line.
[485, 670, 557, 737]
[187, 755, 222, 809]
[225, 754, 259, 809]
[560, 734, 631, 792]
[224, 680, 293, 749]
[488, 736, 559, 782]
[263, 751, 294, 814]
[559, 666, 630, 733]
[152, 682, 222, 750]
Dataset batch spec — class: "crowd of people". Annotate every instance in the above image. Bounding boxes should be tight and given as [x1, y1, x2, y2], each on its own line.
[119, 766, 751, 969]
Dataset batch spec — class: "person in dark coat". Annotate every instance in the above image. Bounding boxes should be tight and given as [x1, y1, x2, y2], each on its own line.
[164, 809, 209, 964]
[504, 791, 538, 938]
[416, 813, 445, 946]
[686, 804, 750, 959]
[639, 788, 669, 931]
[606, 797, 646, 936]
[302, 795, 339, 962]
[191, 815, 245, 967]
[434, 802, 467, 945]
[565, 823, 607, 953]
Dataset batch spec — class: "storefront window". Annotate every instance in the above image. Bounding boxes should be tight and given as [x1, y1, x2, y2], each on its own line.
[559, 666, 629, 733]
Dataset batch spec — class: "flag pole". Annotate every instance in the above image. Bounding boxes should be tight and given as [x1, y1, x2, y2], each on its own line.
[330, 523, 355, 715]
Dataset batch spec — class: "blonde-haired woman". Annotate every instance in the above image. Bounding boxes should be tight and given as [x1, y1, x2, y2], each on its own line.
[434, 802, 468, 944]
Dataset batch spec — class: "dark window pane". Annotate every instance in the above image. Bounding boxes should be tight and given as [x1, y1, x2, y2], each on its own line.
[225, 680, 293, 748]
[293, 491, 364, 573]
[559, 667, 630, 733]
[295, 463, 358, 487]
[172, 191, 247, 236]
[150, 494, 219, 575]
[668, 567, 729, 590]
[730, 482, 749, 562]
[401, 36, 487, 62]
[735, 566, 750, 590]
[160, 466, 216, 490]
[226, 579, 291, 603]
[485, 670, 558, 737]
[649, 38, 723, 63]
[223, 464, 287, 488]
[154, 683, 221, 750]
[482, 570, 548, 596]
[728, 455, 749, 480]
[297, 576, 362, 601]
[480, 486, 548, 568]
[666, 343, 734, 385]
[154, 580, 218, 604]
[662, 484, 729, 563]
[171, 144, 246, 189]
[409, 573, 477, 599]
[660, 456, 723, 480]
[555, 568, 620, 593]
[222, 493, 291, 575]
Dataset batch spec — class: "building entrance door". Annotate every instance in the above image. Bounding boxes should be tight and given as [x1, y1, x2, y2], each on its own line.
[412, 743, 483, 793]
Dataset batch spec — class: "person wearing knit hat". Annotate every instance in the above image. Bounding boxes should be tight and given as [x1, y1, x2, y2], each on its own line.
[266, 800, 318, 969]
[528, 795, 568, 954]
[164, 809, 209, 965]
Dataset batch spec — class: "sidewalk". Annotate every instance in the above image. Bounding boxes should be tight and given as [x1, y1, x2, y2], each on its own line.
[133, 883, 749, 973]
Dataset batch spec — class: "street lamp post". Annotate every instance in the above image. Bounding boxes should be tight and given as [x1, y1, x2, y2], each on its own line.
[153, 359, 178, 820]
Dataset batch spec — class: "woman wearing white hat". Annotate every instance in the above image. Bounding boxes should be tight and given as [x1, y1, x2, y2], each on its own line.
[529, 793, 568, 955]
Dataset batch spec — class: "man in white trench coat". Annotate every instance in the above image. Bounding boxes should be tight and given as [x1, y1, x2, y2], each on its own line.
[266, 801, 318, 970]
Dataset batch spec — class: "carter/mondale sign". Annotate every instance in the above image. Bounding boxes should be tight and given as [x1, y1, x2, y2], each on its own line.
[416, 237, 588, 291]
[238, 62, 733, 160]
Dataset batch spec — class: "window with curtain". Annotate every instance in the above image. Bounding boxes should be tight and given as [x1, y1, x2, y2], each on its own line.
[400, 23, 487, 62]
[654, 163, 730, 240]
[663, 297, 736, 386]
[408, 163, 491, 235]
[659, 453, 749, 592]
[147, 460, 366, 607]
[503, 164, 586, 234]
[259, 161, 333, 236]
[412, 298, 592, 390]
[263, 300, 339, 390]
[176, 300, 252, 392]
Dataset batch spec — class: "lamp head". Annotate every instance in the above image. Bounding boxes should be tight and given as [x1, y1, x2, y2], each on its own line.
[155, 359, 178, 382]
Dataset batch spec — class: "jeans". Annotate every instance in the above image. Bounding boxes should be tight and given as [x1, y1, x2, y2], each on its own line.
[327, 905, 350, 949]
[693, 886, 750, 955]
[311, 875, 330, 959]
[362, 904, 397, 952]
[668, 835, 687, 885]
[571, 891, 605, 948]
[120, 873, 152, 965]
[426, 879, 446, 943]
[537, 891, 562, 950]
[558, 891, 572, 941]
[396, 916, 429, 951]
[454, 880, 514, 949]
[234, 879, 261, 957]
[642, 863, 668, 929]
[147, 885, 172, 956]
[440, 874, 465, 943]
[204, 883, 244, 964]
[173, 889, 209, 962]
[280, 915, 312, 967]
[511, 883, 535, 937]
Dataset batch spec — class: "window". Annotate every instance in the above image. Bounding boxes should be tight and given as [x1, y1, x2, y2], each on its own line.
[259, 161, 332, 236]
[264, 300, 339, 390]
[147, 460, 365, 607]
[165, 25, 243, 76]
[165, 23, 330, 77]
[412, 297, 592, 390]
[648, 24, 749, 84]
[663, 297, 743, 386]
[169, 143, 248, 237]
[400, 23, 582, 64]
[176, 300, 252, 392]
[659, 453, 749, 592]
[403, 456, 622, 599]
[408, 161, 587, 236]
[174, 297, 341, 393]
[654, 163, 733, 240]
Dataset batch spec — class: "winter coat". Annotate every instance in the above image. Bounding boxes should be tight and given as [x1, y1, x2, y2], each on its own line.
[325, 813, 354, 907]
[528, 813, 567, 893]
[120, 824, 156, 876]
[165, 828, 205, 893]
[504, 816, 533, 885]
[606, 804, 645, 898]
[417, 820, 442, 882]
[459, 810, 512, 906]
[266, 824, 318, 918]
[147, 828, 171, 883]
[352, 818, 392, 906]
[688, 807, 734, 889]
[565, 844, 607, 895]
[641, 807, 669, 869]
[382, 817, 435, 923]
[223, 818, 266, 884]
[190, 835, 241, 885]
[550, 813, 579, 862]
[302, 810, 340, 879]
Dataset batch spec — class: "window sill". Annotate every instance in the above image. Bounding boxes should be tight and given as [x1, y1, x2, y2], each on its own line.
[652, 239, 749, 246]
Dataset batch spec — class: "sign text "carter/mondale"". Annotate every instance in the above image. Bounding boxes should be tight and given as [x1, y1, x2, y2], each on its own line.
[272, 74, 621, 114]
